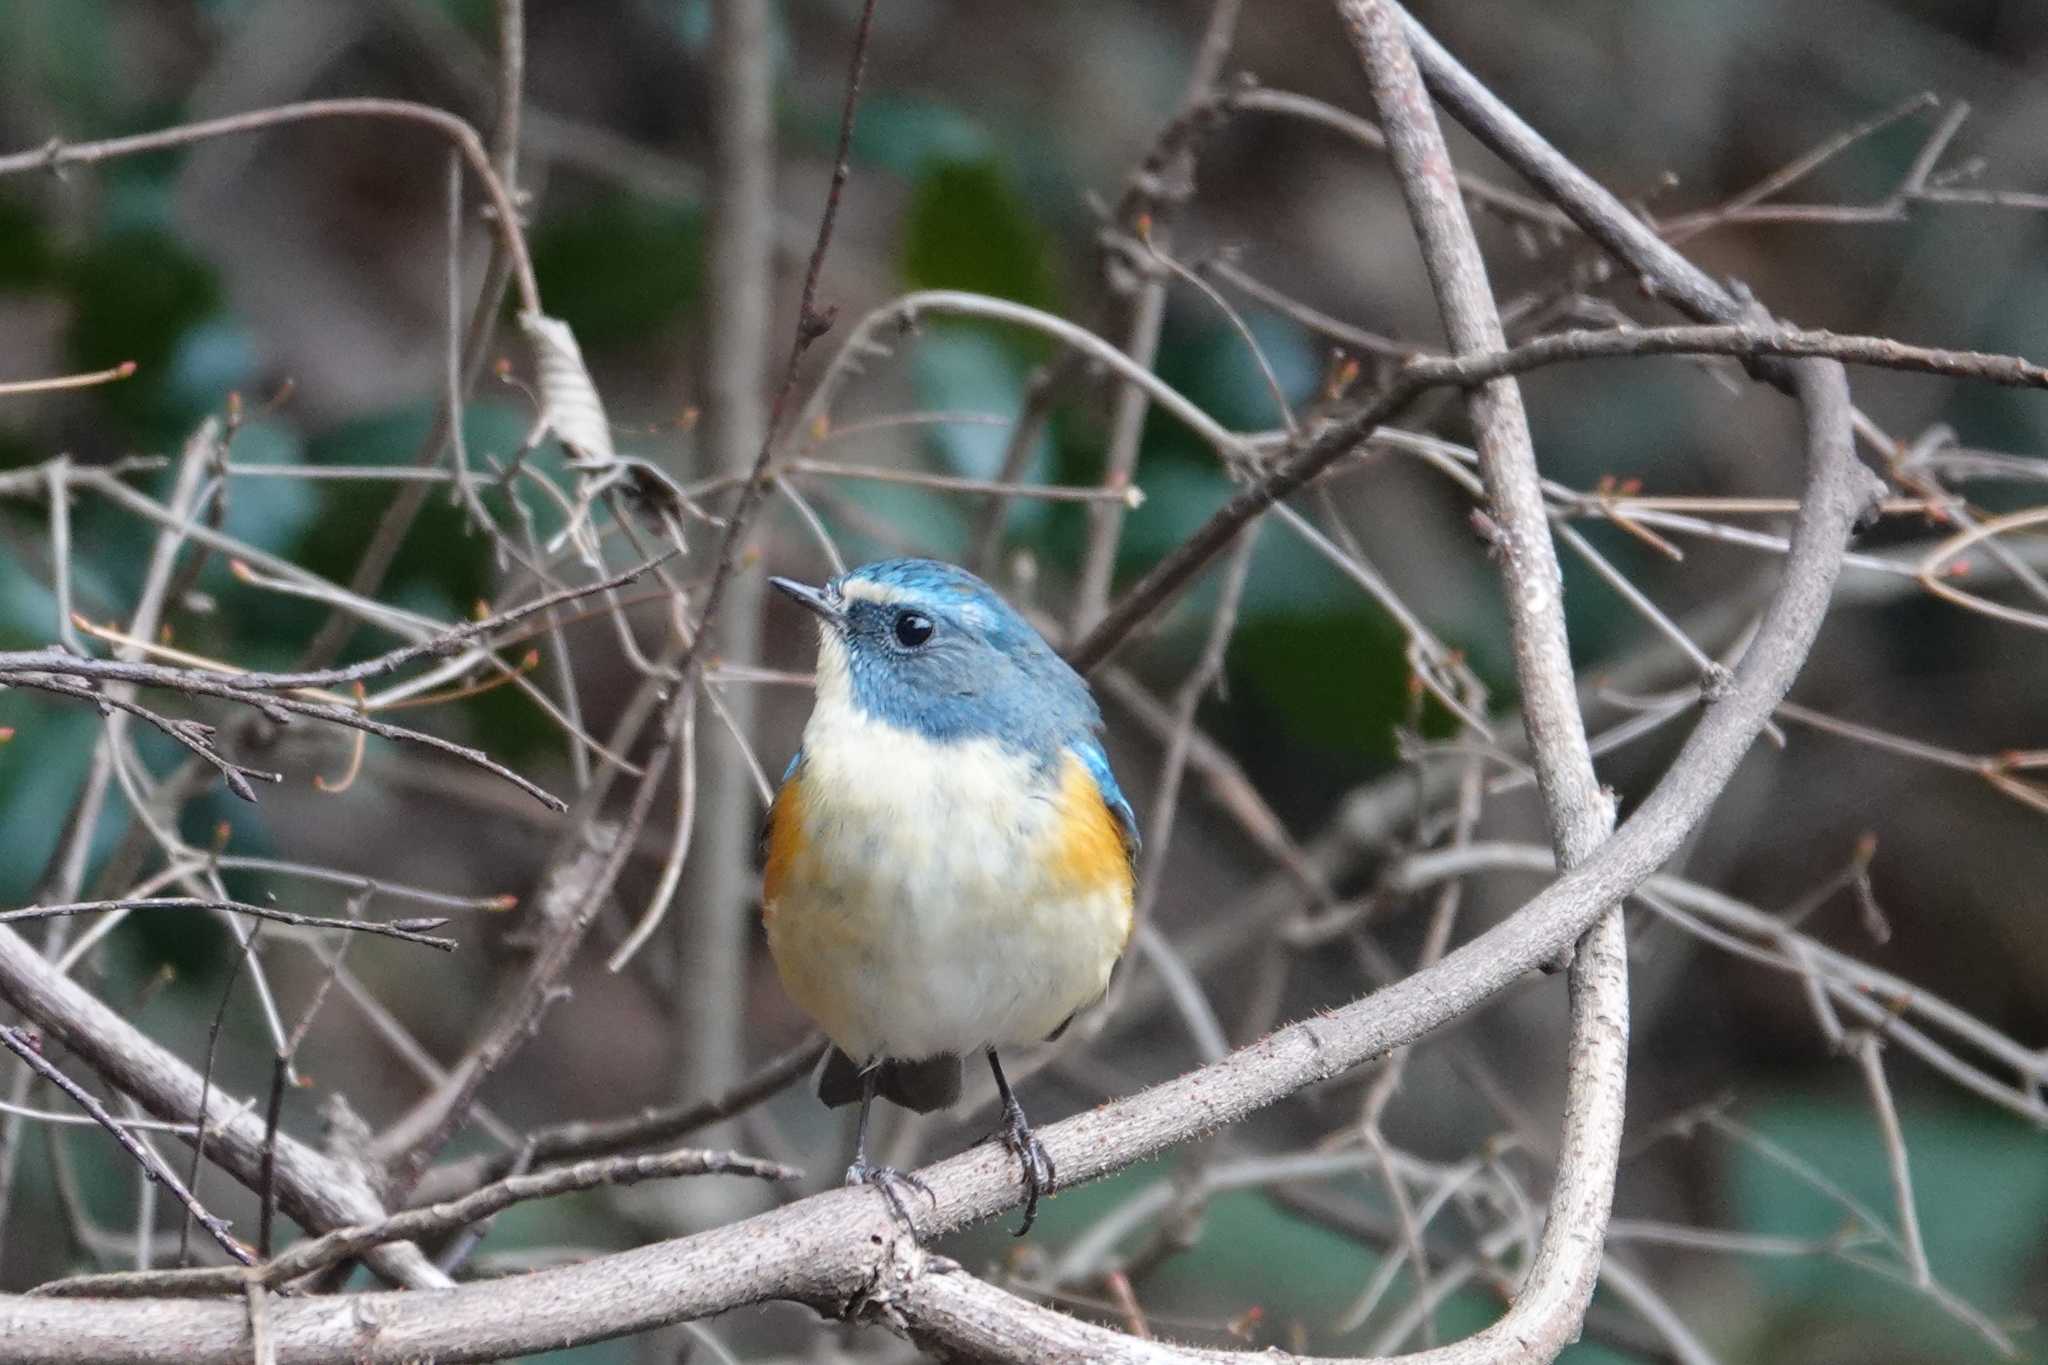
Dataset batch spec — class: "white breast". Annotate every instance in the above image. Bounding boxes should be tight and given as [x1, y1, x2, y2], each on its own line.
[765, 658, 1131, 1064]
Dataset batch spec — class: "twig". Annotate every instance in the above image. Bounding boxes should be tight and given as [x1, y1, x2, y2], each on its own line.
[0, 100, 537, 310]
[0, 899, 455, 951]
[1847, 1033, 1931, 1288]
[0, 927, 451, 1289]
[606, 688, 701, 971]
[688, 0, 779, 1126]
[0, 651, 567, 813]
[1067, 319, 2043, 672]
[0, 360, 138, 397]
[256, 1058, 286, 1260]
[179, 928, 258, 1267]
[1072, 0, 1246, 631]
[228, 552, 675, 690]
[36, 1145, 798, 1299]
[0, 1026, 252, 1268]
[408, 1033, 826, 1204]
[784, 458, 1140, 504]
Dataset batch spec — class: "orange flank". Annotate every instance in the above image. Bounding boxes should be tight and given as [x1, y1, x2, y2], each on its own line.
[1051, 752, 1137, 903]
[760, 770, 809, 918]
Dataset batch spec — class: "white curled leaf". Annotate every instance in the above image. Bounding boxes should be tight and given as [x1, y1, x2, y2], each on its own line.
[521, 311, 616, 467]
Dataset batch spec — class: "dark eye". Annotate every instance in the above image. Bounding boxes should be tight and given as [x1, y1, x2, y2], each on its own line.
[892, 610, 934, 648]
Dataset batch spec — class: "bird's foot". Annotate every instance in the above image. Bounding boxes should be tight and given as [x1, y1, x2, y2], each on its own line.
[995, 1096, 1056, 1237]
[845, 1159, 934, 1234]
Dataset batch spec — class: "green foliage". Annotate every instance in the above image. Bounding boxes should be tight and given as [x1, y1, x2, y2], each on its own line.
[853, 96, 994, 177]
[902, 157, 1059, 315]
[0, 701, 97, 902]
[289, 406, 501, 632]
[910, 324, 1047, 480]
[1727, 1091, 2048, 1361]
[12, 0, 117, 136]
[1228, 606, 1415, 763]
[0, 195, 57, 290]
[531, 193, 705, 348]
[875, 151, 1066, 558]
[63, 226, 231, 440]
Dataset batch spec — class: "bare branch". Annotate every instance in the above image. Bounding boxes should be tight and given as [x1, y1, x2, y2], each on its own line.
[0, 1027, 251, 1269]
[0, 928, 451, 1290]
[0, 899, 455, 952]
[35, 1145, 799, 1300]
[408, 1033, 826, 1204]
[1072, 0, 1247, 631]
[0, 99, 538, 311]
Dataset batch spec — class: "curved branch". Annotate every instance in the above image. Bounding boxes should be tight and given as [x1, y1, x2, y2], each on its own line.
[0, 928, 450, 1291]
[0, 98, 539, 313]
[0, 345, 1877, 1359]
[1344, 5, 1619, 1360]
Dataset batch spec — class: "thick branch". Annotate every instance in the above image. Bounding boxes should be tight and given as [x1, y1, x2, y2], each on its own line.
[1345, 4, 1619, 1359]
[0, 345, 1875, 1355]
[0, 928, 450, 1290]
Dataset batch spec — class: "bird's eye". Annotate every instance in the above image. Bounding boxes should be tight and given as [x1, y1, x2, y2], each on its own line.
[892, 610, 934, 648]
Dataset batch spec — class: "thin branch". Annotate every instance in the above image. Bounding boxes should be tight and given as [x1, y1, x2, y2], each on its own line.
[0, 359, 139, 397]
[1346, 9, 1621, 1363]
[408, 1033, 826, 1204]
[1847, 1033, 1931, 1288]
[0, 99, 537, 310]
[1065, 318, 2032, 672]
[0, 899, 454, 951]
[0, 651, 567, 813]
[0, 343, 1872, 1348]
[0, 1027, 251, 1268]
[36, 1145, 799, 1300]
[1072, 0, 1246, 631]
[229, 552, 675, 690]
[0, 927, 451, 1289]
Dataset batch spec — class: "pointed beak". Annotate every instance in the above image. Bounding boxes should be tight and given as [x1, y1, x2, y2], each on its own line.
[769, 576, 844, 627]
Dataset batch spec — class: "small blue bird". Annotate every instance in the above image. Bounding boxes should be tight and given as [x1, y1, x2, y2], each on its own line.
[762, 558, 1138, 1233]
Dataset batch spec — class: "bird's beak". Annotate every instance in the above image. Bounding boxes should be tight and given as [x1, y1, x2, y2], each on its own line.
[769, 576, 844, 627]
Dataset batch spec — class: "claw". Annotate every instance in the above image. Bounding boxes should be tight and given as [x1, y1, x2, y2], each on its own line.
[996, 1095, 1056, 1236]
[846, 1159, 934, 1234]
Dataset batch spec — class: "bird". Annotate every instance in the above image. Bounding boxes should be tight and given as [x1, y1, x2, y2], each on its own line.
[760, 557, 1138, 1235]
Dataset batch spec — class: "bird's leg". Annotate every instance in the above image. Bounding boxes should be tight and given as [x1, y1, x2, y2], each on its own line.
[844, 1066, 932, 1232]
[986, 1047, 1055, 1236]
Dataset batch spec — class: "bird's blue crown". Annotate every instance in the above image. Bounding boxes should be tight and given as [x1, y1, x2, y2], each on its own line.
[772, 555, 1139, 876]
[821, 558, 1099, 760]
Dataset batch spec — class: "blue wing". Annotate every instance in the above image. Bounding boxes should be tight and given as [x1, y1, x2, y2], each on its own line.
[1070, 736, 1139, 866]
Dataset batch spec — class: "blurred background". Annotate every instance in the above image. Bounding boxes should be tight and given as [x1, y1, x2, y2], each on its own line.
[1, 1, 2046, 1361]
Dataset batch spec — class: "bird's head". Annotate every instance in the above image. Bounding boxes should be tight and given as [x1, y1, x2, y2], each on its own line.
[770, 558, 1098, 752]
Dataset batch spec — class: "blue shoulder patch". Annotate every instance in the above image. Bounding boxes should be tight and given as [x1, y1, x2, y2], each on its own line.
[1071, 737, 1139, 860]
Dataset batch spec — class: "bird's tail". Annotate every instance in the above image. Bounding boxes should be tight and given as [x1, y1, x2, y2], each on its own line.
[814, 1047, 962, 1113]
